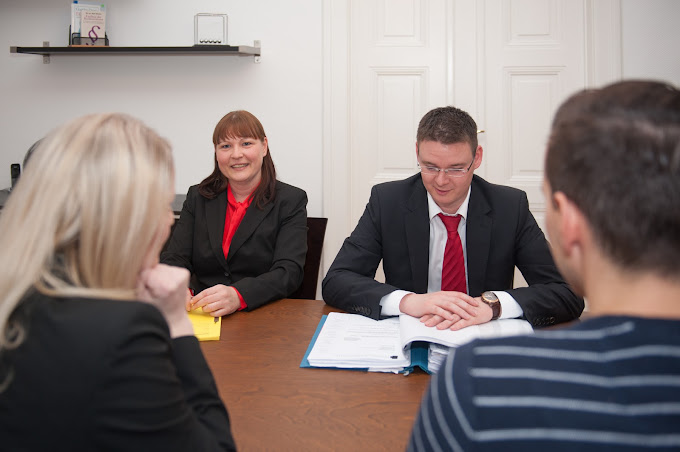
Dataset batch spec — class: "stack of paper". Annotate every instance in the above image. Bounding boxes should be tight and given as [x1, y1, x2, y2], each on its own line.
[303, 312, 534, 374]
[306, 313, 410, 372]
[400, 314, 534, 372]
[427, 343, 450, 374]
[398, 314, 534, 348]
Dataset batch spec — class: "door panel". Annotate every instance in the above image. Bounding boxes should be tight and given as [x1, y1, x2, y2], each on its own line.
[350, 0, 450, 227]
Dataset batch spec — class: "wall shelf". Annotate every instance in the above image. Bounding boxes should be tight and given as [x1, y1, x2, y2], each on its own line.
[10, 41, 261, 64]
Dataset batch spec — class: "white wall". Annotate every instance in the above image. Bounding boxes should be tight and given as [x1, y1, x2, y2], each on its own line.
[0, 0, 324, 216]
[621, 0, 680, 86]
[2, 0, 679, 219]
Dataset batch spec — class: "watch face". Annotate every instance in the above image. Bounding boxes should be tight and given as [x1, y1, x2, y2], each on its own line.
[482, 291, 499, 303]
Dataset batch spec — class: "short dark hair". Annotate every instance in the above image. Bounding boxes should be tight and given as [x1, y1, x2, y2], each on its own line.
[545, 80, 680, 277]
[416, 106, 478, 154]
[198, 110, 276, 208]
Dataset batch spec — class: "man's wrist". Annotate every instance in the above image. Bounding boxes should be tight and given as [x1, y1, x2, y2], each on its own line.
[481, 291, 502, 320]
[398, 293, 413, 314]
[380, 290, 412, 316]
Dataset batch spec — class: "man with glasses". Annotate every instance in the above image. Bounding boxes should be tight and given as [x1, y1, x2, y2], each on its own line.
[323, 106, 583, 330]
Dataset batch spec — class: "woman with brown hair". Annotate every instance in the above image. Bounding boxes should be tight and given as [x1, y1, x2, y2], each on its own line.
[162, 110, 308, 317]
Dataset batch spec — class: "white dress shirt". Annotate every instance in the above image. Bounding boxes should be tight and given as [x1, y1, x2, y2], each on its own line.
[378, 187, 523, 319]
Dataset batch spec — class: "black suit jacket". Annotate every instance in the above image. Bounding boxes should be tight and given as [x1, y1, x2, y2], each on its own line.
[322, 174, 584, 327]
[161, 180, 308, 310]
[0, 292, 235, 451]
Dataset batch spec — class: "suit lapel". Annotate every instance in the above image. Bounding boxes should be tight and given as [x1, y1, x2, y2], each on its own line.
[466, 177, 492, 296]
[228, 200, 274, 260]
[205, 190, 230, 270]
[404, 178, 430, 294]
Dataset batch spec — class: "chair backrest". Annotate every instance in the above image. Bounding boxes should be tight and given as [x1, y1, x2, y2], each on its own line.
[290, 217, 328, 300]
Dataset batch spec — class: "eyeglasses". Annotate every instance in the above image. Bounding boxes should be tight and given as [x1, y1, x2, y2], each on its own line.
[418, 158, 474, 178]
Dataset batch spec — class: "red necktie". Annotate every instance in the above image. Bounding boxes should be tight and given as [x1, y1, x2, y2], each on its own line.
[438, 213, 467, 293]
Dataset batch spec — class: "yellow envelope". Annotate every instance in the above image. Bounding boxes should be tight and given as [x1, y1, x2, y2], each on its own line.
[188, 308, 221, 341]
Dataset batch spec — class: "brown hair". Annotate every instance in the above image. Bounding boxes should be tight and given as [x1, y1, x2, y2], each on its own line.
[416, 106, 478, 156]
[545, 80, 680, 277]
[198, 110, 277, 208]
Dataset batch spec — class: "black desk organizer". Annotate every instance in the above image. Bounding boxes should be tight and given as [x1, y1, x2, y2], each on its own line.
[69, 26, 109, 46]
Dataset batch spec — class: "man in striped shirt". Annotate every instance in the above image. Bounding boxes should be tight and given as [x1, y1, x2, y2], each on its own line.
[408, 80, 680, 451]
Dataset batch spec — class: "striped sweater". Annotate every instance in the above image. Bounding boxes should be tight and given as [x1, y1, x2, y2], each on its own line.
[409, 316, 680, 451]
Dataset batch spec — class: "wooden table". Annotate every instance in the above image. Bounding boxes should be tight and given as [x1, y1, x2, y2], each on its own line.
[200, 298, 431, 451]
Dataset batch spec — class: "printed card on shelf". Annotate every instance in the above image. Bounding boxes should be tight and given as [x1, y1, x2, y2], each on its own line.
[71, 1, 105, 34]
[79, 10, 106, 46]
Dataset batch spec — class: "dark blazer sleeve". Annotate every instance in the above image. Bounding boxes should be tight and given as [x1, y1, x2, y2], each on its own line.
[92, 303, 235, 451]
[466, 177, 584, 327]
[498, 191, 584, 326]
[322, 186, 392, 318]
[162, 182, 308, 311]
[322, 177, 429, 319]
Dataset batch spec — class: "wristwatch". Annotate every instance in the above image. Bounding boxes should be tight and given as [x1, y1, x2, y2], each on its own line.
[481, 291, 502, 320]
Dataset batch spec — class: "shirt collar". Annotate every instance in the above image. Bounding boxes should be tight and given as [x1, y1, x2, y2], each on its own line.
[426, 186, 471, 221]
[227, 184, 256, 208]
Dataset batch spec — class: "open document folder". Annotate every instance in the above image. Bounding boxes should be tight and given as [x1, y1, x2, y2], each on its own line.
[301, 312, 533, 374]
[187, 309, 221, 341]
[303, 314, 411, 373]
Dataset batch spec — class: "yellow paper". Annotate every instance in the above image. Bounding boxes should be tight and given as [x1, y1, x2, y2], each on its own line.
[188, 308, 221, 341]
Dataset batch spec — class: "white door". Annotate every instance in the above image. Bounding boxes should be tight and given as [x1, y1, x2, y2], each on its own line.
[349, 0, 451, 227]
[482, 0, 586, 228]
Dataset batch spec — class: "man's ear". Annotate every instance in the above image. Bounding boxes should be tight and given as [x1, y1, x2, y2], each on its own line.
[552, 191, 587, 258]
[473, 145, 483, 170]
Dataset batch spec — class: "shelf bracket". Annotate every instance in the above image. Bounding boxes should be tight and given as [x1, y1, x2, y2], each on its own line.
[254, 40, 261, 64]
[42, 41, 50, 64]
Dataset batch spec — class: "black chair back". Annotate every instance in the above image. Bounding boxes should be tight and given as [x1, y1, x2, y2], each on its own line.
[290, 217, 328, 300]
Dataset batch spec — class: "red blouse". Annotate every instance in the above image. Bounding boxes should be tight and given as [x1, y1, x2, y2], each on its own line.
[222, 185, 255, 310]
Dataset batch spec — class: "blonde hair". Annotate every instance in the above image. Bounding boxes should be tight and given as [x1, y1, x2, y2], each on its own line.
[0, 113, 174, 372]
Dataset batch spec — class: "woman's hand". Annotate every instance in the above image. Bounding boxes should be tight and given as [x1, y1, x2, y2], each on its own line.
[189, 284, 241, 317]
[137, 264, 194, 338]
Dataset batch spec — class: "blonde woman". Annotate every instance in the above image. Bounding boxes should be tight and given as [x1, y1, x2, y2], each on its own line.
[0, 113, 235, 451]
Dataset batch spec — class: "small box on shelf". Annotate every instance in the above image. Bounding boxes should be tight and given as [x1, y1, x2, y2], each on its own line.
[194, 13, 228, 45]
